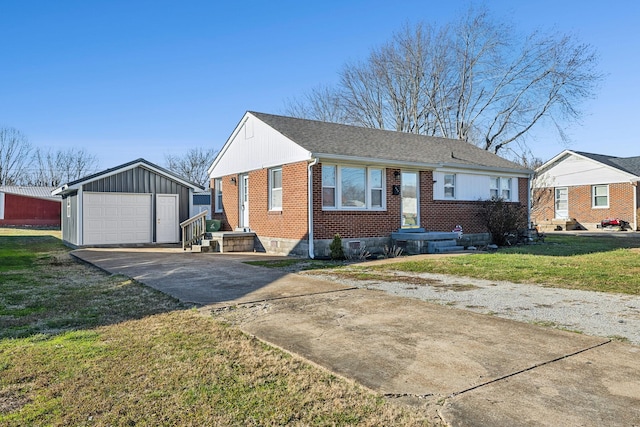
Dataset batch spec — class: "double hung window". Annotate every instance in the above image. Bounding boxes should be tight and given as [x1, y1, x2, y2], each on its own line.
[592, 185, 608, 208]
[444, 174, 456, 198]
[490, 177, 512, 200]
[269, 167, 282, 210]
[214, 179, 223, 212]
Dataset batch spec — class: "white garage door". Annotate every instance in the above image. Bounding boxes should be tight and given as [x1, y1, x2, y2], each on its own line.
[83, 192, 152, 245]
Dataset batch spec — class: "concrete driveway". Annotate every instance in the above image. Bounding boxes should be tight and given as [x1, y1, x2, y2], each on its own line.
[73, 248, 640, 426]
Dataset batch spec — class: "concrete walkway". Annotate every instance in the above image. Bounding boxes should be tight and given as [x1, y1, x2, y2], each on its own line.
[73, 249, 640, 426]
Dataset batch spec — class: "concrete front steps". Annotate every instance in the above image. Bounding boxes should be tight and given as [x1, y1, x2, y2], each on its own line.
[190, 232, 256, 253]
[391, 229, 465, 254]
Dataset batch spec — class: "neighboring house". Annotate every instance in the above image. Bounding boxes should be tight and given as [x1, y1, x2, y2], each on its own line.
[533, 150, 640, 231]
[208, 111, 532, 257]
[193, 190, 212, 219]
[0, 186, 61, 227]
[53, 158, 203, 247]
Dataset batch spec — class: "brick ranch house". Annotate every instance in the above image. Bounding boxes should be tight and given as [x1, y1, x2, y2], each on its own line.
[532, 150, 640, 231]
[208, 111, 532, 258]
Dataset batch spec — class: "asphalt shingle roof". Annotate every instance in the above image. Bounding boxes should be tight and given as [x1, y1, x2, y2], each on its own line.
[574, 151, 640, 176]
[250, 112, 529, 172]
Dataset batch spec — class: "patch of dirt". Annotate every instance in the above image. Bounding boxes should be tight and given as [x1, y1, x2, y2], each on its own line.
[0, 386, 31, 413]
[429, 283, 480, 292]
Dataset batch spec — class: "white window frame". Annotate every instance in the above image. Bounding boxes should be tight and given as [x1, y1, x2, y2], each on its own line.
[268, 167, 283, 211]
[444, 174, 456, 199]
[322, 164, 386, 211]
[489, 176, 513, 201]
[214, 178, 223, 213]
[592, 184, 609, 208]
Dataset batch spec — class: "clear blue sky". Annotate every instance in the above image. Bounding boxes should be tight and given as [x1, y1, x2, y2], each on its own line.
[1, 0, 638, 171]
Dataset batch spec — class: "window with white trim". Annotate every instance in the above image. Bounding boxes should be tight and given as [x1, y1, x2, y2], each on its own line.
[490, 177, 512, 200]
[322, 165, 336, 207]
[592, 185, 609, 208]
[322, 165, 385, 210]
[214, 178, 223, 213]
[66, 198, 71, 218]
[444, 174, 456, 198]
[269, 167, 282, 210]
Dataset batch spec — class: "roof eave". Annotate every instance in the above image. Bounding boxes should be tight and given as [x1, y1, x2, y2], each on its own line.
[439, 162, 532, 175]
[56, 159, 203, 193]
[312, 153, 440, 169]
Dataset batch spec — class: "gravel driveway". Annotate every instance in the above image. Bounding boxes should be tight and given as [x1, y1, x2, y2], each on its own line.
[304, 270, 640, 345]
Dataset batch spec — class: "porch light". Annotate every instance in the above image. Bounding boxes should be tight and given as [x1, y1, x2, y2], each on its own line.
[230, 177, 237, 185]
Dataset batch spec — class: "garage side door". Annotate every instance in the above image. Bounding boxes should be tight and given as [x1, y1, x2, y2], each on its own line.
[83, 192, 152, 245]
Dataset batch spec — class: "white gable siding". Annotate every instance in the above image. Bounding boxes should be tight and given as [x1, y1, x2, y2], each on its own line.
[535, 154, 634, 188]
[210, 114, 310, 178]
[433, 171, 519, 202]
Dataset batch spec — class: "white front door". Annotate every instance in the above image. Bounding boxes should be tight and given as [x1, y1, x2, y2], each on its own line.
[555, 187, 568, 219]
[240, 174, 249, 229]
[401, 171, 419, 228]
[156, 194, 179, 243]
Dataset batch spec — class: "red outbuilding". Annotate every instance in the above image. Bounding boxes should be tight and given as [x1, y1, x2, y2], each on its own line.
[0, 186, 61, 227]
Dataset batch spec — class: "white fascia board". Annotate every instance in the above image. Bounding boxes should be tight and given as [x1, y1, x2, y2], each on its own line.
[208, 113, 250, 177]
[438, 163, 532, 176]
[535, 150, 573, 174]
[568, 151, 638, 181]
[209, 112, 311, 178]
[536, 150, 637, 185]
[59, 161, 203, 194]
[313, 153, 439, 169]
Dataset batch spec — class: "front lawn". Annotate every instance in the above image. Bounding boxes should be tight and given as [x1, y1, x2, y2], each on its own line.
[0, 228, 429, 426]
[366, 234, 640, 294]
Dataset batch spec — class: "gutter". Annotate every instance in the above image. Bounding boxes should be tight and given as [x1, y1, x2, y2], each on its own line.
[307, 158, 318, 258]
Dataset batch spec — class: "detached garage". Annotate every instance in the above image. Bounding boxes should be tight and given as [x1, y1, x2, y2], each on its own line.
[53, 159, 202, 247]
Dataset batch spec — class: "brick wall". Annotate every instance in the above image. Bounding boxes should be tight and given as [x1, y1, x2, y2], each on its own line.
[211, 161, 309, 239]
[312, 165, 400, 239]
[423, 173, 529, 233]
[211, 174, 237, 231]
[214, 164, 531, 243]
[531, 182, 637, 229]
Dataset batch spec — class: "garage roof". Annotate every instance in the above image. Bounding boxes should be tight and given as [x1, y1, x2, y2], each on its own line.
[52, 158, 204, 196]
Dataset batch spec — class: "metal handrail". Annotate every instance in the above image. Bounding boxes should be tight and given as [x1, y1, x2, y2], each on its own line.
[180, 210, 208, 250]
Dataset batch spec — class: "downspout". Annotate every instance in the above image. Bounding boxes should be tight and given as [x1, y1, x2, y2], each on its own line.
[633, 180, 638, 231]
[308, 158, 318, 259]
[528, 172, 534, 228]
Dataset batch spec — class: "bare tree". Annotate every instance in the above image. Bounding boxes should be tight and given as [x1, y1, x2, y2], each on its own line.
[30, 147, 99, 187]
[286, 7, 602, 157]
[165, 147, 216, 187]
[0, 127, 32, 185]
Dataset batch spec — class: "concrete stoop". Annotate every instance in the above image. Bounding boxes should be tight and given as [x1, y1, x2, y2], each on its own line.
[391, 231, 466, 254]
[190, 232, 255, 253]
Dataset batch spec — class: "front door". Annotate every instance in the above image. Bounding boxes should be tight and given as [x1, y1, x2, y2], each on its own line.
[156, 194, 179, 243]
[239, 174, 249, 229]
[555, 187, 568, 219]
[401, 171, 419, 228]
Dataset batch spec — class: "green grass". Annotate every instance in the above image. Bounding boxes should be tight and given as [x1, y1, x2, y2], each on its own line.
[366, 235, 640, 294]
[0, 228, 429, 426]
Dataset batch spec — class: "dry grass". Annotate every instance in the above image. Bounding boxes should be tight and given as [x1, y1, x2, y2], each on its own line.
[0, 228, 430, 426]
